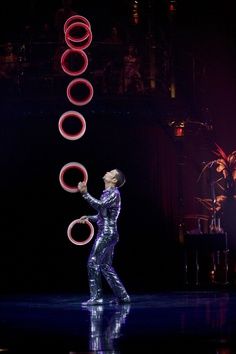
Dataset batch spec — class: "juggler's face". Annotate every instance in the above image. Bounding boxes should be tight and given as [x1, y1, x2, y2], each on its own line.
[103, 169, 118, 184]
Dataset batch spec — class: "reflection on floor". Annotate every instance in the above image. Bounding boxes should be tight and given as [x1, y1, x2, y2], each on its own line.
[0, 291, 236, 353]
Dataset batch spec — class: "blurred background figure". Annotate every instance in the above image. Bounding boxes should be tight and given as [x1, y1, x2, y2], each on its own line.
[104, 25, 124, 45]
[18, 24, 34, 63]
[0, 41, 18, 95]
[0, 42, 18, 79]
[120, 44, 144, 94]
[36, 22, 56, 43]
[101, 25, 124, 95]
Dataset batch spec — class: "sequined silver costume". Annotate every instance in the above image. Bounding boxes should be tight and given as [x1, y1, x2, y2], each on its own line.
[82, 187, 129, 303]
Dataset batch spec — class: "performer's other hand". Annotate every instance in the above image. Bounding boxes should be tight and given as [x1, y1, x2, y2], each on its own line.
[78, 216, 88, 224]
[78, 181, 87, 194]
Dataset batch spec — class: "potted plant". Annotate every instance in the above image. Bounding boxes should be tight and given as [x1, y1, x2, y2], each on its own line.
[197, 143, 236, 282]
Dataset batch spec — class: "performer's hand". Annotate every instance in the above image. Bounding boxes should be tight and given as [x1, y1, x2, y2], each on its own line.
[78, 181, 87, 194]
[78, 216, 88, 224]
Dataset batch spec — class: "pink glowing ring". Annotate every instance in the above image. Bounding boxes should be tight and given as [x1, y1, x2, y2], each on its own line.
[67, 217, 94, 245]
[65, 32, 93, 51]
[59, 162, 88, 193]
[61, 49, 88, 76]
[65, 24, 92, 50]
[64, 15, 91, 34]
[65, 21, 91, 41]
[65, 21, 91, 43]
[67, 78, 94, 106]
[58, 111, 86, 140]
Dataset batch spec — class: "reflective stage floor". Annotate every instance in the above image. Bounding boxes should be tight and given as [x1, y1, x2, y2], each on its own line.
[0, 291, 236, 353]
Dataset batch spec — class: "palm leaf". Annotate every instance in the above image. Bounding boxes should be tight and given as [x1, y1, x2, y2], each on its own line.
[195, 197, 213, 211]
[214, 143, 228, 160]
[228, 152, 236, 169]
[216, 181, 226, 192]
[197, 160, 216, 182]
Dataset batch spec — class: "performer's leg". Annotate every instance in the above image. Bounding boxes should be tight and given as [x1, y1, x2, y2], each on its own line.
[87, 235, 111, 301]
[101, 243, 130, 301]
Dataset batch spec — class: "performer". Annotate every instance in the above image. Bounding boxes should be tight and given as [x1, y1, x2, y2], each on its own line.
[78, 169, 130, 305]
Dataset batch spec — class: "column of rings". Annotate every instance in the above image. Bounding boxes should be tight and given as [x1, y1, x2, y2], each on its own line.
[59, 15, 94, 246]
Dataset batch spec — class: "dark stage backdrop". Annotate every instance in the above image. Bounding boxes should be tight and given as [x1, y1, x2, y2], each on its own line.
[0, 95, 185, 294]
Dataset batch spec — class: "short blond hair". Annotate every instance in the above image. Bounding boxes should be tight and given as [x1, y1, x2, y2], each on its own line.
[115, 169, 126, 187]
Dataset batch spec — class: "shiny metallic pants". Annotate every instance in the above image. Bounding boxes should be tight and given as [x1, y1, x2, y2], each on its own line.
[87, 232, 128, 300]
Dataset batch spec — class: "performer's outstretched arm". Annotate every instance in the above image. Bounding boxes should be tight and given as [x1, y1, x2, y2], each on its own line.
[78, 181, 119, 211]
[82, 191, 118, 211]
